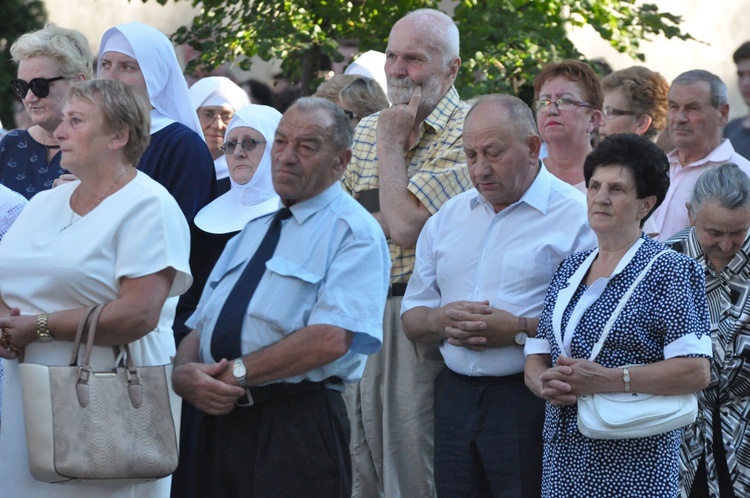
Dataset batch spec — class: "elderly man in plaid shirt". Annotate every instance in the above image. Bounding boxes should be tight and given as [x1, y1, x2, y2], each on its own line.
[341, 8, 472, 498]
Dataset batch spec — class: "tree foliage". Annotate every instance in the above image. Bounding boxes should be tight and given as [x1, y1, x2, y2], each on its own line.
[149, 0, 694, 100]
[0, 0, 47, 129]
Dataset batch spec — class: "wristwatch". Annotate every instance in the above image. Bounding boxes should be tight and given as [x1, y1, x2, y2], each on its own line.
[233, 358, 249, 388]
[36, 313, 54, 343]
[514, 316, 528, 346]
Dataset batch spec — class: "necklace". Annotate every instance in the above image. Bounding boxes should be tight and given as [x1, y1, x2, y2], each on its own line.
[60, 168, 132, 232]
[40, 132, 60, 162]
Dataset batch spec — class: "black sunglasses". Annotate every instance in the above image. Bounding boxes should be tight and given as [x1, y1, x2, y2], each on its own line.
[10, 76, 66, 100]
[221, 138, 267, 154]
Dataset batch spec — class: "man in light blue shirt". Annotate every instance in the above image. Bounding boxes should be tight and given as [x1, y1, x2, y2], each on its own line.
[401, 94, 596, 497]
[172, 97, 391, 498]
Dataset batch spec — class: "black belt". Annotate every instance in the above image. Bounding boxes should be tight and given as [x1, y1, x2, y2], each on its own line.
[448, 369, 525, 385]
[236, 377, 344, 407]
[389, 283, 408, 297]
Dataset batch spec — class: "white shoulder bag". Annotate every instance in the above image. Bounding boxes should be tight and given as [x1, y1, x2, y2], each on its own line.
[565, 250, 699, 439]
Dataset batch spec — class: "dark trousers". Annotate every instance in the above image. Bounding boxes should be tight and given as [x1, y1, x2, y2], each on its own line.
[196, 389, 351, 498]
[434, 368, 544, 498]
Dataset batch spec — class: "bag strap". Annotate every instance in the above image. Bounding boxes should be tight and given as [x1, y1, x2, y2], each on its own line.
[79, 304, 106, 368]
[68, 305, 98, 366]
[588, 250, 672, 362]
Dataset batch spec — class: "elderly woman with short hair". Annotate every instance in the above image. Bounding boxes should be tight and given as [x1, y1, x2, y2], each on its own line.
[0, 24, 92, 198]
[0, 79, 192, 496]
[666, 163, 750, 498]
[599, 66, 669, 142]
[315, 74, 389, 129]
[525, 133, 712, 497]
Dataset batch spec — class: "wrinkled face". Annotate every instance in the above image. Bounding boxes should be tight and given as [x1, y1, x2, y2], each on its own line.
[384, 18, 454, 111]
[536, 76, 597, 145]
[737, 59, 750, 107]
[17, 56, 71, 131]
[99, 52, 148, 94]
[464, 103, 540, 212]
[668, 82, 727, 157]
[224, 126, 266, 185]
[599, 88, 638, 140]
[54, 96, 117, 173]
[689, 200, 750, 270]
[271, 107, 349, 205]
[198, 104, 234, 159]
[587, 164, 654, 236]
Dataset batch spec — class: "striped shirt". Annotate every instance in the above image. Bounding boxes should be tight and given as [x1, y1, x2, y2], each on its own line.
[667, 227, 750, 498]
[342, 86, 472, 284]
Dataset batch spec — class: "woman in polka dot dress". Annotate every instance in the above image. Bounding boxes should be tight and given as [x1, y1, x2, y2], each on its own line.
[525, 134, 712, 497]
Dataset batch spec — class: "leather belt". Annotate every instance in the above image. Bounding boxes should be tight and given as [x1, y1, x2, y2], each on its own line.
[448, 369, 525, 385]
[389, 282, 408, 297]
[236, 377, 344, 407]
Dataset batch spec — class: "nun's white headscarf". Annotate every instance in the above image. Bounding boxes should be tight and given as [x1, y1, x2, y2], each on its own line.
[98, 22, 203, 137]
[194, 105, 282, 234]
[189, 76, 250, 112]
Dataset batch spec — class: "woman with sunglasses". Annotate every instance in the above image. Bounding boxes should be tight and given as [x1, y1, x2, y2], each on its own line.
[190, 76, 251, 195]
[315, 74, 389, 130]
[532, 60, 603, 193]
[0, 24, 93, 199]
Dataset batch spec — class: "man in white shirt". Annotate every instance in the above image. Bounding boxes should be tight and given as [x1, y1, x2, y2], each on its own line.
[401, 94, 596, 497]
[651, 69, 750, 241]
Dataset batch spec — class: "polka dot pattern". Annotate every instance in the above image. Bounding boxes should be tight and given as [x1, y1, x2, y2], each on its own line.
[536, 236, 710, 497]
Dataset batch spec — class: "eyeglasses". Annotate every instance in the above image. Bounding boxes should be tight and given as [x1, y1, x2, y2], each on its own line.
[602, 107, 637, 118]
[198, 109, 233, 125]
[221, 138, 267, 154]
[10, 76, 66, 100]
[342, 109, 359, 121]
[531, 98, 593, 113]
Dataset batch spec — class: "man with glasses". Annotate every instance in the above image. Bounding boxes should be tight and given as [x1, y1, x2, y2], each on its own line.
[172, 97, 390, 498]
[649, 70, 750, 240]
[341, 8, 472, 498]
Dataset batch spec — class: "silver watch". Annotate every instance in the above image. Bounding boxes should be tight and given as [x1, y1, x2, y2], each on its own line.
[233, 358, 249, 388]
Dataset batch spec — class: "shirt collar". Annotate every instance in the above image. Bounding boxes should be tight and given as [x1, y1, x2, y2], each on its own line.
[667, 139, 736, 167]
[286, 182, 343, 224]
[422, 86, 461, 137]
[469, 162, 549, 214]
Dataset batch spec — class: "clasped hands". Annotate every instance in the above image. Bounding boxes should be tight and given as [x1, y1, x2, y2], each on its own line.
[0, 308, 34, 361]
[437, 300, 517, 351]
[172, 359, 246, 416]
[538, 356, 609, 405]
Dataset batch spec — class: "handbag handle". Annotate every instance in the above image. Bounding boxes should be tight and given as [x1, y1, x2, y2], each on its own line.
[67, 304, 100, 366]
[72, 304, 144, 409]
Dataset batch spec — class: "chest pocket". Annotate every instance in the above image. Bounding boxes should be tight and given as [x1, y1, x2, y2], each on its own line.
[247, 256, 325, 332]
[498, 251, 559, 305]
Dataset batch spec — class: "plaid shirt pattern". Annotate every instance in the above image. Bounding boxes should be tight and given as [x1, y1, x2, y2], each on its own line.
[342, 86, 472, 284]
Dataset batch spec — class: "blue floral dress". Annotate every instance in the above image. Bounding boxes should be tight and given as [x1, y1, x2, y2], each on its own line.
[536, 236, 711, 497]
[0, 130, 65, 200]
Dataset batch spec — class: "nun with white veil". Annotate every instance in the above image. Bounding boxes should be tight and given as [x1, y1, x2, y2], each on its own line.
[173, 104, 280, 498]
[98, 22, 218, 342]
[190, 76, 251, 195]
[194, 104, 282, 237]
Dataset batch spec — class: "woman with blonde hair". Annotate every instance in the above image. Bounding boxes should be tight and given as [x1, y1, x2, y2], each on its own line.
[0, 24, 92, 198]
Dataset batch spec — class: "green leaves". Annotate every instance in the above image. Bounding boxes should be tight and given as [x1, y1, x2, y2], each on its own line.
[150, 0, 692, 100]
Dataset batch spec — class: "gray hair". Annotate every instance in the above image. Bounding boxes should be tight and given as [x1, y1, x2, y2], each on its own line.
[11, 24, 94, 80]
[671, 69, 728, 108]
[466, 94, 539, 137]
[399, 9, 460, 64]
[287, 96, 353, 150]
[690, 163, 750, 214]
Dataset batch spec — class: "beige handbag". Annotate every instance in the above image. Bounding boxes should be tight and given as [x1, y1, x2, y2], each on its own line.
[19, 304, 182, 484]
